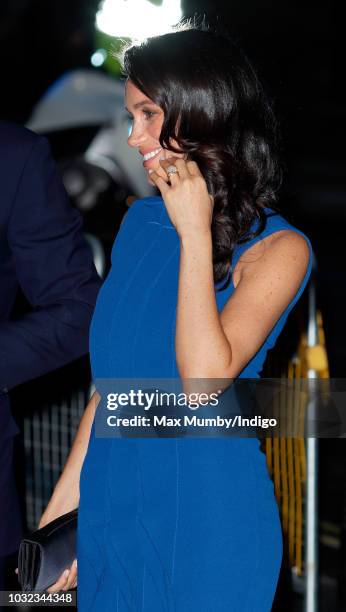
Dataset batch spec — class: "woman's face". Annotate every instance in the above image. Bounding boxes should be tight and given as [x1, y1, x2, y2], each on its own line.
[125, 79, 185, 184]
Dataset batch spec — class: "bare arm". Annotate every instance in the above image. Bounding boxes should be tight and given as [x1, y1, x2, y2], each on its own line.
[176, 230, 232, 379]
[176, 229, 310, 380]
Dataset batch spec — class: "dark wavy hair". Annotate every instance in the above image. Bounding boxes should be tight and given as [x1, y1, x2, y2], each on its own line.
[119, 21, 282, 290]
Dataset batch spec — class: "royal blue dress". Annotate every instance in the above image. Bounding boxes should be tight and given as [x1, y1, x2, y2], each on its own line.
[77, 196, 313, 611]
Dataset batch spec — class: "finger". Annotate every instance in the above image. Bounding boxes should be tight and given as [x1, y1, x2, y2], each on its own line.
[159, 166, 180, 186]
[15, 568, 18, 575]
[46, 569, 70, 593]
[159, 157, 185, 181]
[172, 158, 189, 179]
[166, 169, 180, 186]
[70, 576, 77, 589]
[154, 162, 171, 183]
[159, 156, 179, 170]
[148, 171, 170, 195]
[186, 160, 203, 177]
[63, 560, 77, 591]
[63, 570, 76, 591]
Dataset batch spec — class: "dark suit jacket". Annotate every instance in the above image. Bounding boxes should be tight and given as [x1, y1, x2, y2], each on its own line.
[0, 122, 101, 555]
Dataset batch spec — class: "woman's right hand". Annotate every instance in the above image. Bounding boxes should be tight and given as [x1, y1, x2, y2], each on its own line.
[15, 526, 78, 592]
[37, 511, 78, 592]
[46, 559, 78, 593]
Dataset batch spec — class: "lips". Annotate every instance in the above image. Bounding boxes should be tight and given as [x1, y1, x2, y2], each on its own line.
[142, 147, 162, 161]
[141, 147, 163, 167]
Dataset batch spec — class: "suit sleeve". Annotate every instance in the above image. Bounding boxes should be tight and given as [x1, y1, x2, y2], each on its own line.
[0, 136, 102, 393]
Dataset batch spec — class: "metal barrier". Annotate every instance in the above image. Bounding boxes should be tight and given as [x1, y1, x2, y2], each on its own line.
[304, 257, 329, 612]
[264, 256, 329, 612]
[23, 388, 90, 530]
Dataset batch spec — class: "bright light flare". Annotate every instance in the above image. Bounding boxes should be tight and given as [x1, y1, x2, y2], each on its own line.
[91, 49, 107, 67]
[96, 0, 182, 40]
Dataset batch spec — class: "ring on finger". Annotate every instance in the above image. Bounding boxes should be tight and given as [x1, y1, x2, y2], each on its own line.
[166, 165, 178, 178]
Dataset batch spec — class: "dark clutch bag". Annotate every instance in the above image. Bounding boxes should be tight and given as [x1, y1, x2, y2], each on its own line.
[17, 508, 78, 592]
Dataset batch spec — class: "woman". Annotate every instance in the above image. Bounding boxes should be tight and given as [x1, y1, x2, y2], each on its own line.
[39, 23, 312, 611]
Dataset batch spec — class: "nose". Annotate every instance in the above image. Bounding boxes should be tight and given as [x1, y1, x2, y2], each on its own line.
[127, 119, 146, 148]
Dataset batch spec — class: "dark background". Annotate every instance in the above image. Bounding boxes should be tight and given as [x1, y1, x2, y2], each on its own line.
[1, 1, 345, 608]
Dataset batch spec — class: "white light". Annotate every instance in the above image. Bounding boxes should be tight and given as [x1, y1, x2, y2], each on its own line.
[91, 49, 107, 67]
[96, 0, 182, 40]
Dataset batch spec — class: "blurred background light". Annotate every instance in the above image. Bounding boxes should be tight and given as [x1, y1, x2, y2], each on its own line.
[91, 48, 108, 67]
[96, 0, 182, 40]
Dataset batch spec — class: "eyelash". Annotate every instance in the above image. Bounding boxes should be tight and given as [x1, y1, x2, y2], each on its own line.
[126, 110, 156, 122]
[143, 110, 155, 119]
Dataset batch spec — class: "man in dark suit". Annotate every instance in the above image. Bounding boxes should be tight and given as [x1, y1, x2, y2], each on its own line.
[0, 122, 101, 587]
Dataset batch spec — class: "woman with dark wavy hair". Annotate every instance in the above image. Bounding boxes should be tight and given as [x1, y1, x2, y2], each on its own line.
[41, 22, 312, 611]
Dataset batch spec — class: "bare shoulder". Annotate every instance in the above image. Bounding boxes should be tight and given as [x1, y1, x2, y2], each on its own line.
[233, 229, 311, 288]
[265, 229, 311, 276]
[267, 228, 310, 261]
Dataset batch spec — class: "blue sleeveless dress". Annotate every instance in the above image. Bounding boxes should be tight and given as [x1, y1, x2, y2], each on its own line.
[77, 196, 313, 611]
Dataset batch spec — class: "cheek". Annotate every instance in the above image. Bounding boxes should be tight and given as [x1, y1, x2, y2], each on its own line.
[150, 115, 164, 142]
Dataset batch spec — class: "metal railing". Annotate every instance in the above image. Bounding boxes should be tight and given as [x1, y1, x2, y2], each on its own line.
[304, 256, 329, 612]
[263, 253, 329, 611]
